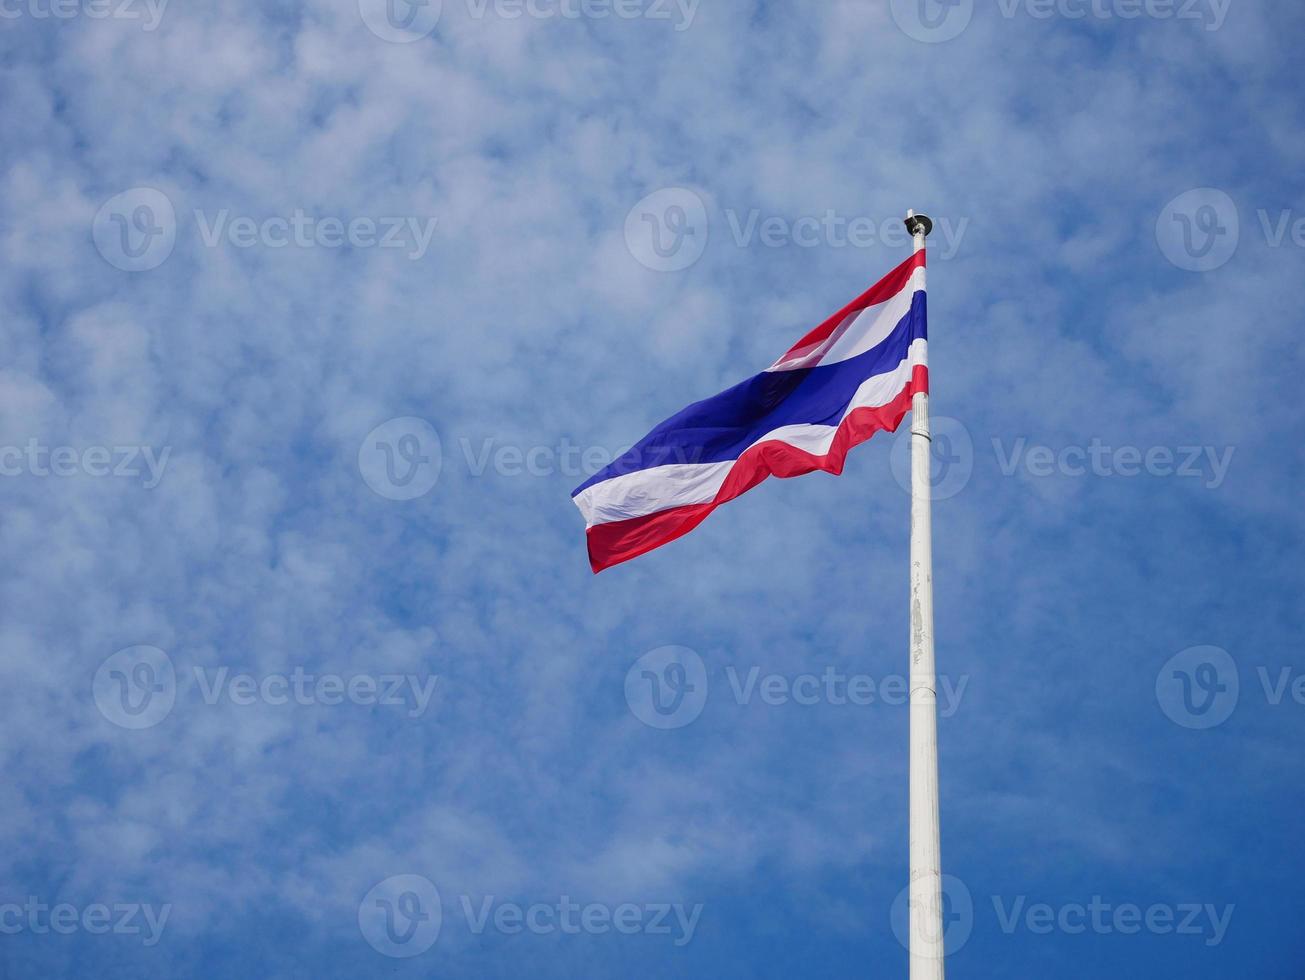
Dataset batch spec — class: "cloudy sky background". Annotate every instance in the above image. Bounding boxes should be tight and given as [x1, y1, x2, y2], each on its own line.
[1, 0, 1303, 976]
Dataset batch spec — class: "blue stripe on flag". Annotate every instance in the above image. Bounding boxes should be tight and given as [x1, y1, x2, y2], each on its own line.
[573, 291, 926, 496]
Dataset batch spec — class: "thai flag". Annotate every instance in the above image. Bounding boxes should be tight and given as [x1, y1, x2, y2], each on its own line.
[572, 250, 928, 572]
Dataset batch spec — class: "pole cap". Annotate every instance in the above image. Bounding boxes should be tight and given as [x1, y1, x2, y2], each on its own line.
[904, 210, 933, 238]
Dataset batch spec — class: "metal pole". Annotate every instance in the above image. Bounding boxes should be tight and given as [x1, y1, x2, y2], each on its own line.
[905, 209, 944, 979]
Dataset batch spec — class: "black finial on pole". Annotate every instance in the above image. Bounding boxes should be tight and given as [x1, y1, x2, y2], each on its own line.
[904, 209, 933, 239]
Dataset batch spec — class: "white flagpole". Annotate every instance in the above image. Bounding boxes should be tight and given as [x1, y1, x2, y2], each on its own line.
[905, 209, 945, 979]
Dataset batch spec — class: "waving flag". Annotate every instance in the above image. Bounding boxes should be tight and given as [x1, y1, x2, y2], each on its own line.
[572, 249, 928, 572]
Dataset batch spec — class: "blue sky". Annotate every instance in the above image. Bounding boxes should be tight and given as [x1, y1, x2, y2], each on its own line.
[1, 0, 1303, 976]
